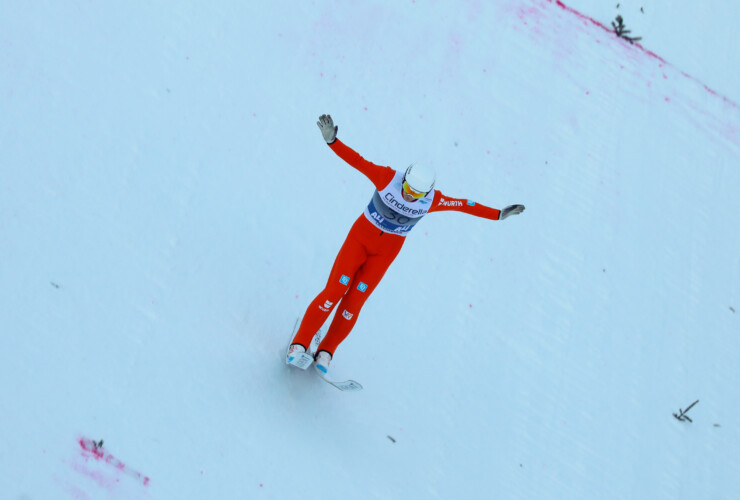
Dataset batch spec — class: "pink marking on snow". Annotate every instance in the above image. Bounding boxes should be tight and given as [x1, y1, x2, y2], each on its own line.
[64, 482, 92, 500]
[704, 84, 720, 97]
[71, 462, 118, 489]
[77, 438, 151, 488]
[552, 0, 610, 33]
[516, 4, 546, 25]
[546, 0, 737, 108]
[79, 439, 104, 459]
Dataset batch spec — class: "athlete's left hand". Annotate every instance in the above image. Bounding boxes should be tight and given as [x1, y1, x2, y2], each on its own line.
[500, 204, 525, 220]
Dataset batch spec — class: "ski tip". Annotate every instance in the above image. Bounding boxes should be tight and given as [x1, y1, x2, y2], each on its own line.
[313, 366, 363, 391]
[335, 380, 363, 392]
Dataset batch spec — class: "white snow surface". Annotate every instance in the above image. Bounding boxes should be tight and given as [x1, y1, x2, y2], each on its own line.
[2, 0, 739, 499]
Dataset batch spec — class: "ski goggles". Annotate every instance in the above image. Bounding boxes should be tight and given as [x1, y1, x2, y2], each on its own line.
[402, 180, 427, 199]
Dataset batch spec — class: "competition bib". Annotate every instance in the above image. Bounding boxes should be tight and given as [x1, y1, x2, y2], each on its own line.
[363, 170, 434, 236]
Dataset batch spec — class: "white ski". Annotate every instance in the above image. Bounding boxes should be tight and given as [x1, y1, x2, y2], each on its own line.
[286, 351, 314, 370]
[284, 317, 323, 370]
[284, 317, 362, 391]
[314, 365, 363, 392]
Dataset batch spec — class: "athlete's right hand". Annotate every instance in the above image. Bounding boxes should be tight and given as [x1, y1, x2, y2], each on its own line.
[317, 114, 338, 144]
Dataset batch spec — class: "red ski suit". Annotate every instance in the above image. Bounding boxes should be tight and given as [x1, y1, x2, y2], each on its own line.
[292, 139, 502, 356]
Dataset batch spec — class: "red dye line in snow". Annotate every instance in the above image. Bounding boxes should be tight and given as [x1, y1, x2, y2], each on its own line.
[548, 0, 737, 108]
[78, 438, 150, 487]
[553, 0, 609, 33]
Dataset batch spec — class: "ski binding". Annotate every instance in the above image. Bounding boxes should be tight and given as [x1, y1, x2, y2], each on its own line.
[286, 351, 314, 370]
[285, 317, 322, 370]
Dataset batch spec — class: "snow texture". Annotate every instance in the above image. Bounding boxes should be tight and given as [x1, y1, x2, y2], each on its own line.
[1, 0, 738, 498]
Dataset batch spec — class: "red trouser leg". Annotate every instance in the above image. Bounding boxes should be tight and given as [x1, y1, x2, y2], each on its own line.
[293, 216, 405, 355]
[291, 229, 367, 349]
[317, 243, 402, 355]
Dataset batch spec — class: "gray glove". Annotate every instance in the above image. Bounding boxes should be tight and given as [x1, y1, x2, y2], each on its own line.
[500, 204, 525, 220]
[317, 114, 338, 144]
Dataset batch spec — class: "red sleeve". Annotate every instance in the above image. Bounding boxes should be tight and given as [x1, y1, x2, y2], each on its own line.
[428, 190, 501, 220]
[328, 139, 395, 190]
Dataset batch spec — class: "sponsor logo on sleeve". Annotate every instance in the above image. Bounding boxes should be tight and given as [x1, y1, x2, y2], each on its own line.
[440, 197, 463, 207]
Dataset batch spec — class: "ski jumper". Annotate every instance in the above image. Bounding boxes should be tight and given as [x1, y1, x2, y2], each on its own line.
[292, 139, 503, 356]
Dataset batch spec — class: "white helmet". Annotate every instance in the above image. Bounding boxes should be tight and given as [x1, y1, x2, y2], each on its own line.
[403, 163, 436, 193]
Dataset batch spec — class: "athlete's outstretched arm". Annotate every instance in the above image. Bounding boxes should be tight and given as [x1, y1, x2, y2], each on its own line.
[429, 191, 525, 221]
[317, 114, 394, 190]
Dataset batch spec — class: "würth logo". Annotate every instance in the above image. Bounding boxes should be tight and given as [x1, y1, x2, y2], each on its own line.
[440, 198, 463, 207]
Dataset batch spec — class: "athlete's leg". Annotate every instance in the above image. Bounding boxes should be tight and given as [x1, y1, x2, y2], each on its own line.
[291, 233, 367, 349]
[318, 242, 403, 356]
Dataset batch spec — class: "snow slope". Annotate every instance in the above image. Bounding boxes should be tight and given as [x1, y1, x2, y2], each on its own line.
[1, 0, 738, 498]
